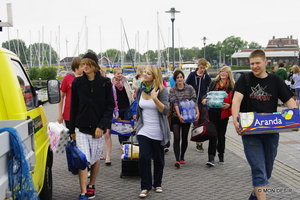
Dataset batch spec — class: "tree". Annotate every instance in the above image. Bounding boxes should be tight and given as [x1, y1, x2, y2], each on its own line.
[202, 44, 220, 64]
[2, 39, 28, 64]
[219, 36, 248, 64]
[27, 43, 58, 66]
[182, 47, 201, 61]
[248, 41, 262, 49]
[103, 49, 120, 63]
[142, 50, 156, 62]
[125, 49, 137, 63]
[222, 36, 248, 52]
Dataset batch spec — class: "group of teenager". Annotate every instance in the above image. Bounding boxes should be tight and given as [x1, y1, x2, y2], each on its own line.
[273, 63, 300, 108]
[58, 49, 297, 200]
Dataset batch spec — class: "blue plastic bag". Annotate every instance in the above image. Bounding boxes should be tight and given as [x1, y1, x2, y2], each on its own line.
[65, 140, 88, 175]
[110, 118, 136, 136]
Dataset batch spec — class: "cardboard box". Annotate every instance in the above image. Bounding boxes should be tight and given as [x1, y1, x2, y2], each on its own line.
[239, 109, 300, 135]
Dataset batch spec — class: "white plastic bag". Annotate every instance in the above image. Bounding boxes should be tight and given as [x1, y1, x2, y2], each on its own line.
[47, 122, 69, 153]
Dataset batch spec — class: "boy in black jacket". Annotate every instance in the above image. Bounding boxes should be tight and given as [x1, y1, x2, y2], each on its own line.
[69, 52, 113, 200]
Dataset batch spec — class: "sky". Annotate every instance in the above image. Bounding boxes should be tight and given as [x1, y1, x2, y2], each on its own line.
[1, 0, 300, 59]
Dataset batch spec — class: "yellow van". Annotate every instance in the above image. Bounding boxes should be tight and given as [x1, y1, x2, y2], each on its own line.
[0, 47, 59, 200]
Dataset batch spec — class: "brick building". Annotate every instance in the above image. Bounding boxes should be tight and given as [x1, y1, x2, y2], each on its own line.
[232, 36, 299, 66]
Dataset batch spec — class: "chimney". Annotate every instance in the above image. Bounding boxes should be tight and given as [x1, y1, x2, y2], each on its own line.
[273, 36, 275, 39]
[291, 35, 293, 39]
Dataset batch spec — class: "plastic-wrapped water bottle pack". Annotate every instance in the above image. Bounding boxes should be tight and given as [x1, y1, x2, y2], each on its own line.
[206, 91, 228, 108]
[179, 100, 197, 123]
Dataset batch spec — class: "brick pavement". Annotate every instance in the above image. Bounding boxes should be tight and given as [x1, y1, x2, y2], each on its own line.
[52, 134, 300, 200]
[44, 103, 300, 200]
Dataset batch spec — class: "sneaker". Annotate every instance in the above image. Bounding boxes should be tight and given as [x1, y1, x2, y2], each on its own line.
[248, 191, 257, 200]
[78, 194, 88, 200]
[155, 187, 163, 193]
[139, 190, 150, 198]
[179, 160, 186, 164]
[206, 161, 215, 167]
[174, 161, 181, 168]
[86, 185, 95, 199]
[218, 154, 224, 164]
[105, 161, 112, 166]
[196, 143, 204, 152]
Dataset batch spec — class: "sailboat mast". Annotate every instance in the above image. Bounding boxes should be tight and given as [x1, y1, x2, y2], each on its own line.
[167, 28, 170, 71]
[77, 32, 80, 56]
[157, 12, 161, 68]
[7, 28, 10, 50]
[99, 26, 102, 64]
[120, 19, 123, 69]
[42, 26, 44, 66]
[30, 30, 32, 67]
[49, 31, 52, 66]
[146, 31, 149, 65]
[178, 29, 182, 65]
[58, 26, 61, 66]
[16, 29, 20, 57]
[121, 19, 135, 72]
[85, 16, 88, 52]
[38, 30, 41, 67]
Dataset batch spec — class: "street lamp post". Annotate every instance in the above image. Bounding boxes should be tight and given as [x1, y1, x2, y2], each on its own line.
[166, 7, 180, 70]
[202, 36, 207, 59]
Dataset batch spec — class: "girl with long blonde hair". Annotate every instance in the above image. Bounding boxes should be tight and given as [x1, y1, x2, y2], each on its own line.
[135, 65, 170, 198]
[201, 65, 234, 166]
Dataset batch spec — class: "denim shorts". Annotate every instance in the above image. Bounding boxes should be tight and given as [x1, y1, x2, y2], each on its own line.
[242, 133, 279, 187]
[295, 88, 300, 100]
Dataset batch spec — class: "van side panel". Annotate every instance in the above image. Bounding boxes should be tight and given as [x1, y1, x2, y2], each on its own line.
[0, 89, 8, 119]
[0, 49, 50, 195]
[27, 106, 49, 193]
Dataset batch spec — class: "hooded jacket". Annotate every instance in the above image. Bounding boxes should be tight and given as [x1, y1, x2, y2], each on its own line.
[69, 71, 114, 135]
[186, 71, 212, 104]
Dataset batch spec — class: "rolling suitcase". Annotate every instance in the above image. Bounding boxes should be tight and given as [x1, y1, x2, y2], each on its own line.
[120, 135, 140, 178]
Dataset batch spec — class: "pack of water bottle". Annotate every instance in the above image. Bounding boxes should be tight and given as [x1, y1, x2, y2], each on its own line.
[206, 91, 228, 108]
[179, 100, 197, 123]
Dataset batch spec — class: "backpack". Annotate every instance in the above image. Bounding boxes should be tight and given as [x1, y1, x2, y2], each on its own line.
[65, 139, 88, 175]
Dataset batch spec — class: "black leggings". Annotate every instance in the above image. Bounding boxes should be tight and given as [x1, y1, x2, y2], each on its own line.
[208, 110, 229, 156]
[171, 118, 191, 161]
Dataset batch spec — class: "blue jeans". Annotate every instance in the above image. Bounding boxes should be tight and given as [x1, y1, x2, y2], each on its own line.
[137, 135, 165, 190]
[295, 88, 300, 100]
[242, 133, 279, 187]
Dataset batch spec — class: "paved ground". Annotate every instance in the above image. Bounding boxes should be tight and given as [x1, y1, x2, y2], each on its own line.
[44, 103, 300, 200]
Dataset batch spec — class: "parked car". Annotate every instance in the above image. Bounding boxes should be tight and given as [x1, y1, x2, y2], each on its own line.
[232, 69, 251, 82]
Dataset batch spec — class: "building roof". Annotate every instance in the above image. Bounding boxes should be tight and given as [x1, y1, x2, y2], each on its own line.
[60, 57, 74, 63]
[267, 36, 298, 48]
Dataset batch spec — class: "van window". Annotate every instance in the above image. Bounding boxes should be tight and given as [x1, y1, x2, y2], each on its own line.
[11, 60, 35, 110]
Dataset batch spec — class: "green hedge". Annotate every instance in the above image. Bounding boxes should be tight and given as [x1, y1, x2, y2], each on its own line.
[28, 67, 40, 80]
[28, 67, 57, 80]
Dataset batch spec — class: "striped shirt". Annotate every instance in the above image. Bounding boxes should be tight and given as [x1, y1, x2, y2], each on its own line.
[169, 84, 196, 117]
